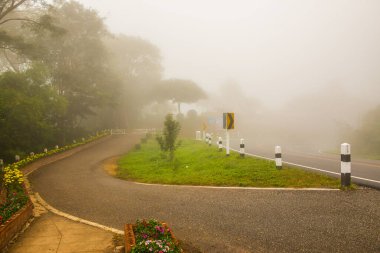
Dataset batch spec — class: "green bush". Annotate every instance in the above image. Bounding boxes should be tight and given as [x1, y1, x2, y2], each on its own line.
[156, 114, 181, 161]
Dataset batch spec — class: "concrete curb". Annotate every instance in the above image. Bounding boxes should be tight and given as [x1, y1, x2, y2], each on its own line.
[34, 192, 123, 235]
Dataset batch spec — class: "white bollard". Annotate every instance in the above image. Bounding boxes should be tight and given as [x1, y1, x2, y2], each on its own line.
[44, 148, 48, 153]
[240, 138, 245, 157]
[196, 131, 201, 140]
[218, 137, 223, 151]
[82, 137, 85, 142]
[30, 152, 35, 156]
[73, 140, 76, 144]
[55, 145, 59, 149]
[275, 146, 282, 169]
[15, 155, 20, 162]
[341, 143, 351, 187]
[208, 134, 212, 146]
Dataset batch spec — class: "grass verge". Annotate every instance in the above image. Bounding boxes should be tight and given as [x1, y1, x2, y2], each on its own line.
[118, 139, 341, 188]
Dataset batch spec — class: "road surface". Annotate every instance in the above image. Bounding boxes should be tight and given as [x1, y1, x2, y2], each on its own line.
[29, 134, 380, 253]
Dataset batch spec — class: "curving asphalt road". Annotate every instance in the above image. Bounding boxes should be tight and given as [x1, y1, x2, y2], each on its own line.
[29, 134, 380, 253]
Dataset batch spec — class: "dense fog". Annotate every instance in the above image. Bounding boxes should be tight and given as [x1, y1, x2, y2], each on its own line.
[1, 0, 379, 160]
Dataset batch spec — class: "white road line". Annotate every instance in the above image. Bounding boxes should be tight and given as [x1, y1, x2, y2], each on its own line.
[35, 192, 124, 235]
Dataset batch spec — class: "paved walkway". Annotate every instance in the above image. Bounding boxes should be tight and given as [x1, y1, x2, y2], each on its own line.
[8, 212, 115, 253]
[7, 191, 118, 253]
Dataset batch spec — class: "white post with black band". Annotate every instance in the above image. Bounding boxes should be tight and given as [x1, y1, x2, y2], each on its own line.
[240, 138, 245, 157]
[208, 134, 212, 146]
[341, 143, 351, 187]
[218, 137, 223, 151]
[275, 146, 282, 169]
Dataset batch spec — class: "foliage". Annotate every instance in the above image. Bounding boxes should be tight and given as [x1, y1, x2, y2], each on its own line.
[2, 164, 24, 193]
[0, 190, 28, 225]
[155, 79, 207, 104]
[0, 68, 67, 161]
[132, 219, 181, 253]
[0, 0, 207, 164]
[156, 114, 181, 161]
[118, 139, 341, 188]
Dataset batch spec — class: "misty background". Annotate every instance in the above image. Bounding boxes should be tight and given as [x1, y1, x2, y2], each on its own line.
[0, 0, 379, 162]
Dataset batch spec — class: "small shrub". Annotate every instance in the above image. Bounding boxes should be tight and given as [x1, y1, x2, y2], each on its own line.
[156, 114, 181, 161]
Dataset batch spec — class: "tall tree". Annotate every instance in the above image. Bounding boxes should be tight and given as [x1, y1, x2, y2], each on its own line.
[104, 35, 163, 128]
[0, 66, 67, 161]
[30, 1, 119, 139]
[155, 79, 207, 114]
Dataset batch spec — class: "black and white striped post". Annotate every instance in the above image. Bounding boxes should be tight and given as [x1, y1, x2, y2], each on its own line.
[341, 143, 351, 187]
[205, 133, 209, 144]
[240, 138, 245, 157]
[275, 146, 282, 169]
[218, 137, 223, 151]
[208, 134, 212, 146]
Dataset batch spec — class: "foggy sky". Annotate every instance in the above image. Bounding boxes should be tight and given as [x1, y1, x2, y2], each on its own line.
[77, 0, 380, 108]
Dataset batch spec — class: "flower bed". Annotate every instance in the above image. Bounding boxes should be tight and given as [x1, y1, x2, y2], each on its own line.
[0, 201, 33, 250]
[125, 219, 183, 253]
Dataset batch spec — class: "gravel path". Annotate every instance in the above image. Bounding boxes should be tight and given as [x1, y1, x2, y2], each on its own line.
[29, 134, 380, 253]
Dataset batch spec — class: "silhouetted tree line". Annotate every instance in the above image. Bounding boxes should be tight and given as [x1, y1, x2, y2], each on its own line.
[0, 0, 206, 162]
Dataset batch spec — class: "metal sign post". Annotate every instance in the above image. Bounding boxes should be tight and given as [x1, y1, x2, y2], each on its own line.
[226, 129, 230, 156]
[223, 112, 234, 157]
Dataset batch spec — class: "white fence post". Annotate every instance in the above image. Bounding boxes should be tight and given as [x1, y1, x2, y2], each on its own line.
[275, 146, 282, 169]
[196, 131, 201, 140]
[341, 143, 351, 187]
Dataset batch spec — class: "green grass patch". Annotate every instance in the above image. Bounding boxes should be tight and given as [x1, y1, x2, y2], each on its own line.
[118, 139, 341, 188]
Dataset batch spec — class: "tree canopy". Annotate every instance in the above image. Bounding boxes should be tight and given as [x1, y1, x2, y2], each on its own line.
[0, 0, 208, 162]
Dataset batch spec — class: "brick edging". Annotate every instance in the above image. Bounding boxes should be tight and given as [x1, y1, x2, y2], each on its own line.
[0, 201, 33, 251]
